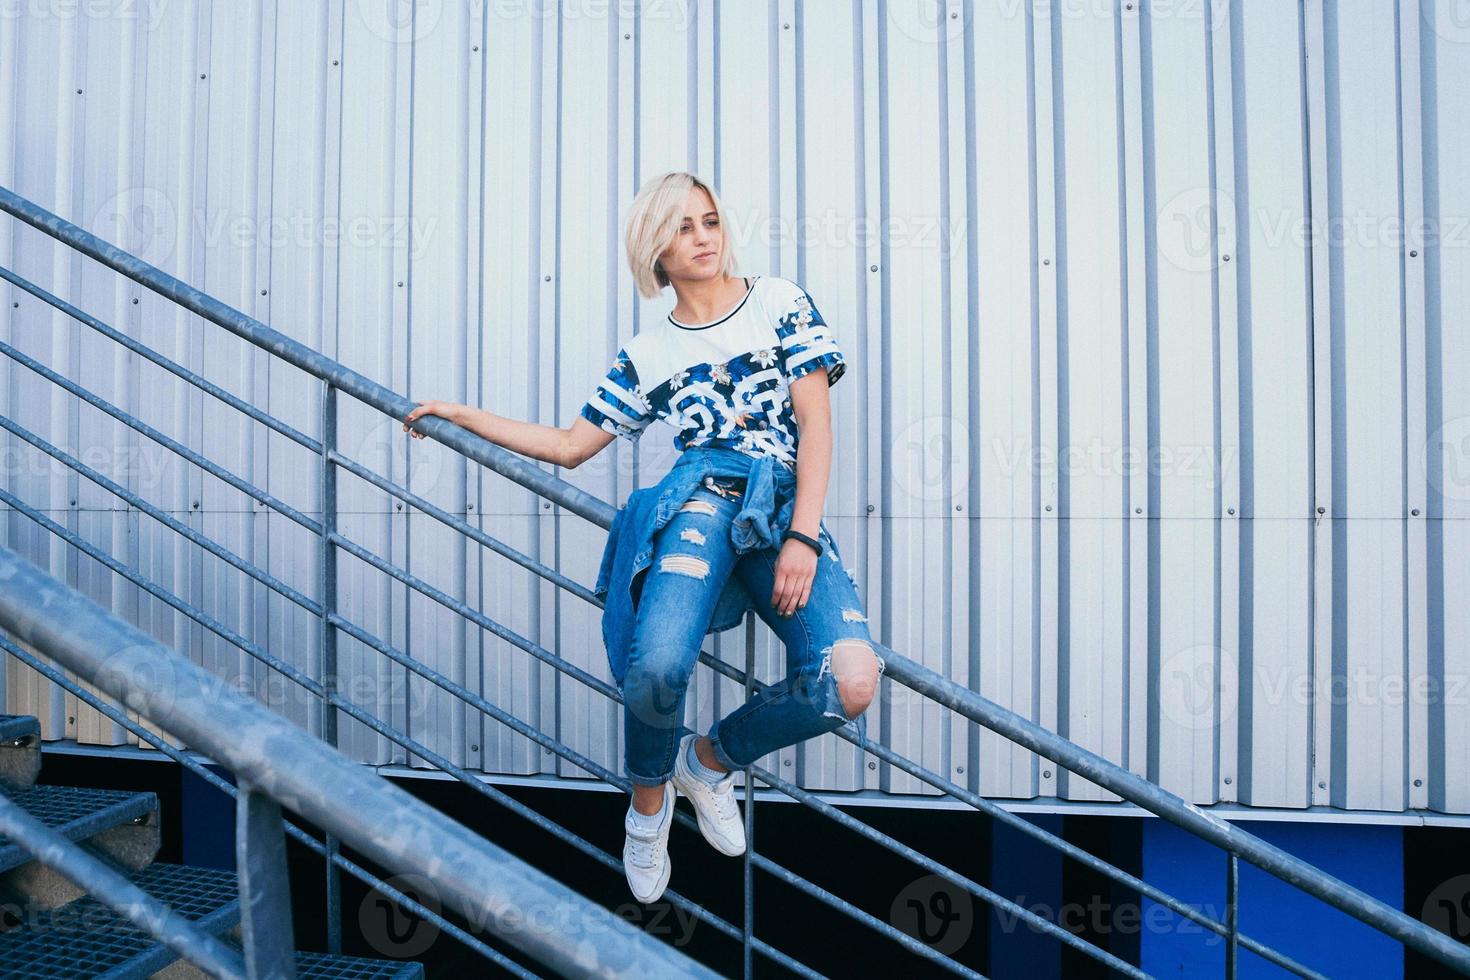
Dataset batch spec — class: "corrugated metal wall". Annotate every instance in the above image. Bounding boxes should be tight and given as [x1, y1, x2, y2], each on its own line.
[1, 0, 1466, 815]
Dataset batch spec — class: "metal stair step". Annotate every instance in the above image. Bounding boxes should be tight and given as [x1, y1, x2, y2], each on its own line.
[0, 715, 41, 790]
[0, 860, 424, 979]
[0, 785, 160, 907]
[0, 862, 239, 979]
[289, 952, 425, 979]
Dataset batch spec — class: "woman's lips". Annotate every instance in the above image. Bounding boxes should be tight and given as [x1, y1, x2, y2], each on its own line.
[695, 252, 714, 260]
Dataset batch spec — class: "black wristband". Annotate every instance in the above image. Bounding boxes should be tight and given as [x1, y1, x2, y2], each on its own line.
[782, 529, 823, 557]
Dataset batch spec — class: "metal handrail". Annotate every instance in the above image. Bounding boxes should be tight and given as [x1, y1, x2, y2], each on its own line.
[0, 547, 720, 979]
[4, 182, 1468, 976]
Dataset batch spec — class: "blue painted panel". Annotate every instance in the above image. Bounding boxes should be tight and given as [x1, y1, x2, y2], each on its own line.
[1141, 819, 1403, 978]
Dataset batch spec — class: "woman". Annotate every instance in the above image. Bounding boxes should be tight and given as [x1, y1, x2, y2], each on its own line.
[404, 171, 884, 904]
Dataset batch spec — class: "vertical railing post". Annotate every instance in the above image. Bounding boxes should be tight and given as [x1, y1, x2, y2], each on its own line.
[1226, 852, 1238, 978]
[320, 382, 342, 953]
[741, 613, 756, 980]
[237, 782, 298, 979]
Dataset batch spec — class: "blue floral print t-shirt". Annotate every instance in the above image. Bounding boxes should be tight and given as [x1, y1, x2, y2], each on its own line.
[579, 275, 846, 467]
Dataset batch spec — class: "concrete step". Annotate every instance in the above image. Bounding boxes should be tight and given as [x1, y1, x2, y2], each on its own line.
[0, 716, 40, 790]
[0, 785, 159, 908]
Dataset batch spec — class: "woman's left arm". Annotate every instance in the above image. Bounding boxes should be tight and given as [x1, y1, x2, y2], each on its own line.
[770, 370, 834, 617]
[788, 369, 834, 538]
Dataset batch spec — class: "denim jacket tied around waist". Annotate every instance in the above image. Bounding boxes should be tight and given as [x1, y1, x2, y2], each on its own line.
[594, 446, 841, 689]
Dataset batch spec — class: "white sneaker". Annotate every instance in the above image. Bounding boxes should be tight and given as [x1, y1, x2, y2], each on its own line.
[623, 782, 675, 903]
[670, 732, 746, 856]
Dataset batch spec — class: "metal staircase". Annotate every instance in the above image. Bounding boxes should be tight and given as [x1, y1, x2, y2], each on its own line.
[0, 182, 1467, 978]
[0, 714, 419, 978]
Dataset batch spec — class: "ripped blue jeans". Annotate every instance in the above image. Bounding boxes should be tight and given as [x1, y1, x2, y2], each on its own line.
[621, 475, 886, 786]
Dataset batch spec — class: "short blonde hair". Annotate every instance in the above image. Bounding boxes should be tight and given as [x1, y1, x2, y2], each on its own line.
[625, 171, 739, 299]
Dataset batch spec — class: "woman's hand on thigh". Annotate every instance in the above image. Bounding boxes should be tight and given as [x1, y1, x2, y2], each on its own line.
[771, 538, 818, 617]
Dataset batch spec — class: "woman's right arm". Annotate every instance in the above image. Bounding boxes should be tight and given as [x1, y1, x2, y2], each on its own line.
[403, 401, 614, 469]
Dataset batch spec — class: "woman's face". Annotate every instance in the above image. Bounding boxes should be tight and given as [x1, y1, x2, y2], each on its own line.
[658, 186, 724, 285]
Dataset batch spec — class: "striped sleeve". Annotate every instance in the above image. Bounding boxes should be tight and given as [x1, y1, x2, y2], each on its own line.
[773, 280, 846, 388]
[580, 347, 654, 440]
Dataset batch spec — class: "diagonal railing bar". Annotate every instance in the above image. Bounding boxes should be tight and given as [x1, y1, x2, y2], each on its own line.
[325, 530, 611, 695]
[808, 700, 1325, 977]
[0, 485, 326, 704]
[0, 336, 324, 533]
[328, 447, 599, 604]
[889, 653, 1470, 974]
[0, 414, 325, 619]
[5, 183, 1467, 976]
[0, 263, 321, 453]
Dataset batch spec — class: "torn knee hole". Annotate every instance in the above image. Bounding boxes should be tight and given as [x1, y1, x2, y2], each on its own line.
[679, 528, 706, 545]
[679, 499, 718, 515]
[659, 554, 710, 579]
[827, 641, 880, 717]
[841, 607, 868, 623]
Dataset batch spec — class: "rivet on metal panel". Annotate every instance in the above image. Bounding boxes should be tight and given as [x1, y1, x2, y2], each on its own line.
[1223, 776, 1233, 785]
[869, 265, 878, 272]
[868, 761, 876, 770]
[1414, 778, 1423, 787]
[1318, 781, 1327, 789]
[1042, 770, 1052, 778]
[1223, 254, 1231, 262]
